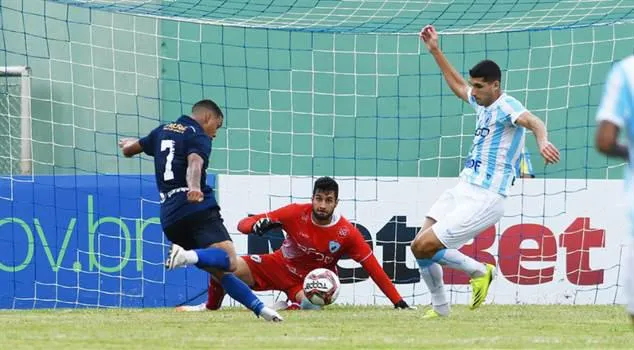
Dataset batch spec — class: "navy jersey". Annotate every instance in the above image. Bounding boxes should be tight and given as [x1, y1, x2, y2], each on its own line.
[139, 115, 218, 228]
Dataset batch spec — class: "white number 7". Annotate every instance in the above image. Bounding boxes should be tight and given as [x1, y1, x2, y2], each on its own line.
[161, 139, 175, 181]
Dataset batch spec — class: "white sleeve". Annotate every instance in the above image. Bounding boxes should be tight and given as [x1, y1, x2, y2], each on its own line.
[466, 87, 479, 110]
[596, 62, 632, 128]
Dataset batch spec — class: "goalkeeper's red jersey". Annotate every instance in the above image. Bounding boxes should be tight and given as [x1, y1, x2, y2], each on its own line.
[238, 203, 372, 278]
[237, 203, 404, 305]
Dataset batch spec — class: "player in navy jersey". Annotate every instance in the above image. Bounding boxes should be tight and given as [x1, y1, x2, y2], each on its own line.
[119, 99, 282, 322]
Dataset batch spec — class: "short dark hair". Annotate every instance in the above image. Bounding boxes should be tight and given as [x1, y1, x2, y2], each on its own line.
[469, 60, 501, 83]
[313, 176, 338, 199]
[192, 99, 223, 118]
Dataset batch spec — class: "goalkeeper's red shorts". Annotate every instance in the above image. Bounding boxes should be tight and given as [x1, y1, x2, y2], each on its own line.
[242, 252, 304, 302]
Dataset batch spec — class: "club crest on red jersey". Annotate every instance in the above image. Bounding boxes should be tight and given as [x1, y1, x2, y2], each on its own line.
[329, 241, 341, 253]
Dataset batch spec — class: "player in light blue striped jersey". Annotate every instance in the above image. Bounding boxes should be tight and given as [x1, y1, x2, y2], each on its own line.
[411, 25, 560, 319]
[595, 55, 634, 325]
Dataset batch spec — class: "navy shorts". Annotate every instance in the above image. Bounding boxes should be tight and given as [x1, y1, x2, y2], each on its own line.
[163, 207, 232, 250]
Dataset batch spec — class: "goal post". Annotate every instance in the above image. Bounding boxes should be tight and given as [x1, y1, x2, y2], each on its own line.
[0, 65, 32, 175]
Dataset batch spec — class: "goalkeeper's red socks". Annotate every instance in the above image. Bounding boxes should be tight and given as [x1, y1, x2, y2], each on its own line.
[206, 276, 225, 310]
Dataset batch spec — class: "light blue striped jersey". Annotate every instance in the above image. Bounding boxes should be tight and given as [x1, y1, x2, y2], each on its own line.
[460, 88, 527, 196]
[596, 55, 634, 186]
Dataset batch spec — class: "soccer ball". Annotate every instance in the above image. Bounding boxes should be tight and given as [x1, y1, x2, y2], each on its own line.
[303, 268, 341, 306]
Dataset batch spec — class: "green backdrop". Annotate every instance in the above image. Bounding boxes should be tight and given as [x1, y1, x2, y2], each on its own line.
[1, 0, 632, 179]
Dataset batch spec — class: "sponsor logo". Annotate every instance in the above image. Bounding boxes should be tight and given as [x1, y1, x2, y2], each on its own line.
[163, 123, 189, 134]
[465, 158, 482, 172]
[475, 127, 490, 137]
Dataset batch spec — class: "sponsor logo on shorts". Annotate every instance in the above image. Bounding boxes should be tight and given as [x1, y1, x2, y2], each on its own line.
[250, 255, 262, 263]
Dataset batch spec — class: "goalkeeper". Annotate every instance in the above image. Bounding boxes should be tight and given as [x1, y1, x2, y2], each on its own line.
[177, 177, 413, 311]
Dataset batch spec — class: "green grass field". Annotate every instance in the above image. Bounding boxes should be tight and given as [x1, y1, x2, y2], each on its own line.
[1, 305, 633, 349]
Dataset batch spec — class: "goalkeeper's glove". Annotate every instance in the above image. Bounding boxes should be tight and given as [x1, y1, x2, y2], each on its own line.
[300, 297, 322, 311]
[394, 300, 416, 310]
[252, 218, 282, 236]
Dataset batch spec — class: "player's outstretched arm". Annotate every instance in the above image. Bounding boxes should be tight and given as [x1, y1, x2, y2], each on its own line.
[345, 226, 411, 308]
[237, 215, 282, 235]
[118, 138, 143, 157]
[515, 112, 561, 165]
[237, 215, 266, 234]
[186, 153, 204, 203]
[237, 204, 299, 234]
[420, 25, 469, 102]
[359, 255, 413, 309]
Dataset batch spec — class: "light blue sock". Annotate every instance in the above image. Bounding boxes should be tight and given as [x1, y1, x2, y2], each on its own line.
[432, 249, 486, 277]
[416, 258, 435, 269]
[220, 274, 265, 316]
[416, 258, 449, 315]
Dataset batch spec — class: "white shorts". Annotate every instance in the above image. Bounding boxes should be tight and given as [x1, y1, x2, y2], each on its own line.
[427, 181, 505, 249]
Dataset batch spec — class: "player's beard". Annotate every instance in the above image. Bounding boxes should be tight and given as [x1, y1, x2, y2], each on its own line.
[312, 208, 332, 222]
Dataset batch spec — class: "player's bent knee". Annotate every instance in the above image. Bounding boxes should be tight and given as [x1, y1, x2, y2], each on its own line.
[410, 232, 441, 259]
[410, 236, 423, 255]
[410, 236, 433, 258]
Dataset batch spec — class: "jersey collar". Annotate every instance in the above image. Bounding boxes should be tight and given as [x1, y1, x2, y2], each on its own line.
[311, 212, 341, 227]
[484, 93, 507, 111]
[178, 115, 204, 133]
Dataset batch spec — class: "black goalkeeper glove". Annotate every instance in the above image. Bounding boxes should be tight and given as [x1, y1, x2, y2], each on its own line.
[394, 300, 416, 310]
[252, 218, 282, 236]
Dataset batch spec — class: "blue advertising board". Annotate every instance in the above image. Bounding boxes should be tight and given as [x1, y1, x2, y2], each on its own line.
[0, 175, 211, 308]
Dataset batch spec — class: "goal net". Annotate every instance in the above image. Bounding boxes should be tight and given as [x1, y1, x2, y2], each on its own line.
[1, 0, 633, 308]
